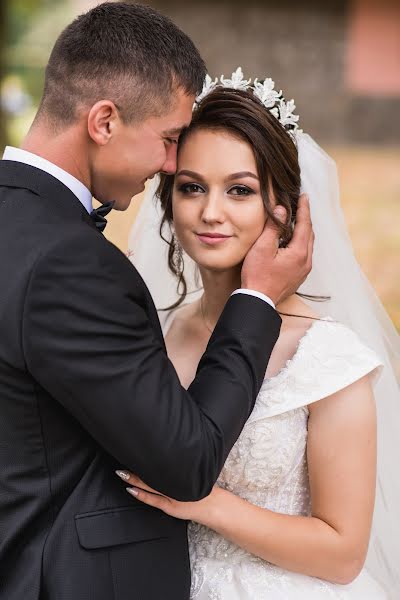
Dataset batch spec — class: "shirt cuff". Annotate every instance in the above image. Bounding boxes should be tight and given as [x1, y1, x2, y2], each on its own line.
[231, 289, 276, 310]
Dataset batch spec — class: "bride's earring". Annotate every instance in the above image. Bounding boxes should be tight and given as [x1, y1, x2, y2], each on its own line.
[173, 237, 184, 276]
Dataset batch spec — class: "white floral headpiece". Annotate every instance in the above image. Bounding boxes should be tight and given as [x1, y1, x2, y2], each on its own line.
[195, 67, 300, 134]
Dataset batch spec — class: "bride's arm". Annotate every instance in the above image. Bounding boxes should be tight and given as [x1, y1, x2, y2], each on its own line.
[120, 374, 376, 585]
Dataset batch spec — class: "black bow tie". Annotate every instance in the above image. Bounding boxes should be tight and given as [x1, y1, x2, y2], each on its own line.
[90, 201, 115, 232]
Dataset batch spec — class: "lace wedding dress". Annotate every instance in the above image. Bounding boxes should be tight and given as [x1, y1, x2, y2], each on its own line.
[162, 312, 387, 599]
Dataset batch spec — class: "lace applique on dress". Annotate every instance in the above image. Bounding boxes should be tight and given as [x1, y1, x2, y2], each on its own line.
[187, 319, 385, 599]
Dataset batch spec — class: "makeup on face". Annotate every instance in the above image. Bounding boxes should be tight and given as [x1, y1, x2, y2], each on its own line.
[171, 129, 267, 271]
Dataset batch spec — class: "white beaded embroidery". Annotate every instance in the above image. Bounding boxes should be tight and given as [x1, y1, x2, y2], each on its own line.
[185, 319, 383, 599]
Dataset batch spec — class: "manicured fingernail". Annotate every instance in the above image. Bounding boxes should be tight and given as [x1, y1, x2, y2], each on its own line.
[274, 206, 286, 220]
[116, 470, 130, 481]
[126, 487, 139, 497]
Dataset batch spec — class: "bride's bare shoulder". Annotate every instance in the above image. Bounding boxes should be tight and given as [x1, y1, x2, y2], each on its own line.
[266, 295, 324, 378]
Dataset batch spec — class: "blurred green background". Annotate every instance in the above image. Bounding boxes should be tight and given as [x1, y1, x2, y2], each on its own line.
[1, 0, 399, 329]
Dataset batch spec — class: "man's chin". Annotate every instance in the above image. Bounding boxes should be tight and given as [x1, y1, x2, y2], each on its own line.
[106, 182, 147, 211]
[112, 197, 133, 211]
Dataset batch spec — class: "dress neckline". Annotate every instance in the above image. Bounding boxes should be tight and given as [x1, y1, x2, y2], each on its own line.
[260, 316, 334, 389]
[162, 304, 334, 385]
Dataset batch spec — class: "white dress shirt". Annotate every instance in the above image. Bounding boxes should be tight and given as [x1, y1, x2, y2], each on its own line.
[2, 146, 275, 309]
[2, 146, 93, 213]
[231, 289, 275, 309]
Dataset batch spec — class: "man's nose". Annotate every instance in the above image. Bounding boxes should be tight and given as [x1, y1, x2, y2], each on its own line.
[160, 144, 178, 175]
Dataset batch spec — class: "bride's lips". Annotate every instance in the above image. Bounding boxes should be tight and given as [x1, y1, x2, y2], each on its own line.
[196, 232, 232, 245]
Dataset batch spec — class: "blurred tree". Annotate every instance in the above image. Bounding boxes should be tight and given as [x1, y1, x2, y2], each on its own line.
[1, 0, 71, 148]
[1, 0, 45, 149]
[0, 0, 8, 149]
[7, 0, 72, 105]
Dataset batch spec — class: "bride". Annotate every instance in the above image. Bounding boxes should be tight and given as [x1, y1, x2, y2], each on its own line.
[123, 70, 400, 598]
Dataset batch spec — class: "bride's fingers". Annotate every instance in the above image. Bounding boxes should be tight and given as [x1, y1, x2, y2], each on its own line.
[126, 485, 171, 511]
[115, 470, 160, 495]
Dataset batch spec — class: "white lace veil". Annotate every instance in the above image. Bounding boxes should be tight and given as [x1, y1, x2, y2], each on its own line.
[128, 131, 400, 596]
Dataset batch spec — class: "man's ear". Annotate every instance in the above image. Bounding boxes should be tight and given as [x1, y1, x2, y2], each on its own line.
[87, 100, 119, 146]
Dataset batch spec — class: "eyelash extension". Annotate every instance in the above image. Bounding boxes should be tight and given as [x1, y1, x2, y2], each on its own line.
[177, 184, 255, 196]
[228, 185, 254, 196]
[178, 183, 205, 194]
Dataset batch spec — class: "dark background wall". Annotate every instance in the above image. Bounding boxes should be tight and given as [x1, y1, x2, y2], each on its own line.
[145, 0, 400, 144]
[1, 0, 399, 327]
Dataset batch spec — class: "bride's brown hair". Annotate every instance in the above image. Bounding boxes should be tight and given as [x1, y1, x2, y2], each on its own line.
[157, 87, 301, 308]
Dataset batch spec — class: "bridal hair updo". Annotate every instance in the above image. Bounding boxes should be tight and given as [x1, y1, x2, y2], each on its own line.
[157, 87, 301, 306]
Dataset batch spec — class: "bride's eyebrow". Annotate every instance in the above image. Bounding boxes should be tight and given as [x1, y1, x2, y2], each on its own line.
[176, 170, 259, 182]
[176, 169, 206, 180]
[225, 171, 259, 182]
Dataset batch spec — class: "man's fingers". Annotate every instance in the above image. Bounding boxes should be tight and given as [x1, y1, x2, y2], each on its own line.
[307, 229, 315, 270]
[288, 194, 312, 252]
[258, 205, 287, 250]
[273, 205, 287, 225]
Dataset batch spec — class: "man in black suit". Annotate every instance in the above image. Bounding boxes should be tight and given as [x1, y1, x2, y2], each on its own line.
[0, 3, 313, 599]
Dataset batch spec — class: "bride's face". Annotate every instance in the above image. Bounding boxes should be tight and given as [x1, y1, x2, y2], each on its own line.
[172, 129, 267, 272]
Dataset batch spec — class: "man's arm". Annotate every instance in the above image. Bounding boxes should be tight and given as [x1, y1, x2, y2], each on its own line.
[23, 230, 281, 501]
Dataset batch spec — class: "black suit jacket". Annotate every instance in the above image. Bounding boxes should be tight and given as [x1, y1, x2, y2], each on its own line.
[0, 160, 281, 600]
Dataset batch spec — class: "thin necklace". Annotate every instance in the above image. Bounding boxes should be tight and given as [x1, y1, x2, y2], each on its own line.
[200, 295, 214, 334]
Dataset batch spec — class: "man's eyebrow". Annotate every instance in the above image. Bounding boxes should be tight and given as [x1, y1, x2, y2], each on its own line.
[162, 126, 187, 136]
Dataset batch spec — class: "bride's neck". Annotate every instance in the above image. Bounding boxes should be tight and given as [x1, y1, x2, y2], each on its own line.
[199, 266, 242, 328]
[199, 266, 300, 330]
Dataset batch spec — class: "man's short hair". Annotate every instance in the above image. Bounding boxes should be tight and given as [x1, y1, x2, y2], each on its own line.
[38, 2, 206, 127]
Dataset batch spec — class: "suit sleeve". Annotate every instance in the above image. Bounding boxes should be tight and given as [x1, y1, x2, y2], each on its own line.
[23, 230, 281, 501]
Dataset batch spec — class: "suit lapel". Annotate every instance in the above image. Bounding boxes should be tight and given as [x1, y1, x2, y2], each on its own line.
[0, 160, 97, 231]
[0, 159, 166, 342]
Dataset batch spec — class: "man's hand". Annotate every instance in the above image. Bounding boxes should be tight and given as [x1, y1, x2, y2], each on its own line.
[241, 194, 314, 306]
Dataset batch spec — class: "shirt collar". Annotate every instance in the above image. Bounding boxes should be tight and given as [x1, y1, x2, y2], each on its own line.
[2, 146, 93, 213]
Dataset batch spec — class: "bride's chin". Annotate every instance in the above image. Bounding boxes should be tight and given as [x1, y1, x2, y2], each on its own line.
[194, 259, 243, 273]
[182, 247, 244, 273]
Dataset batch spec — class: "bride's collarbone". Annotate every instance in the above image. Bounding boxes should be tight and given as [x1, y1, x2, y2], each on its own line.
[165, 296, 322, 386]
[165, 306, 209, 386]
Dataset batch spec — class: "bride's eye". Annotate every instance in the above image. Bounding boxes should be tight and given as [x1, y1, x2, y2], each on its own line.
[178, 183, 205, 195]
[228, 185, 254, 196]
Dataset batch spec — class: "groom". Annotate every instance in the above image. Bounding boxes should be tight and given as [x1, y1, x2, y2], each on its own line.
[0, 3, 313, 600]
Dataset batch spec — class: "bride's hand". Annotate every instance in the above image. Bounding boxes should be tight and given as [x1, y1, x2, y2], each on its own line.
[116, 470, 224, 524]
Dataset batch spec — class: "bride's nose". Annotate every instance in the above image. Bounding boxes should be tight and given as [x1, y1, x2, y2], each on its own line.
[201, 193, 225, 224]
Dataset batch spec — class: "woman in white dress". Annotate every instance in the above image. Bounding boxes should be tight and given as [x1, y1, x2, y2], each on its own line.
[122, 71, 400, 599]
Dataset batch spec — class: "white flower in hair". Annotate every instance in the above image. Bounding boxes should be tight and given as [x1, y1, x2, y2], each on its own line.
[253, 77, 282, 108]
[220, 67, 251, 90]
[195, 67, 301, 134]
[196, 74, 218, 103]
[277, 98, 300, 128]
[270, 106, 280, 120]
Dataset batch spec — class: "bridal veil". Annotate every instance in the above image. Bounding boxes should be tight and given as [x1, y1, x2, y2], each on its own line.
[128, 131, 400, 598]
